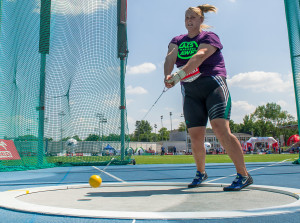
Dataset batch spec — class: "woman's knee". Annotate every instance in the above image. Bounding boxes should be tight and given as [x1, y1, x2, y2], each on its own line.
[188, 127, 206, 142]
[211, 119, 231, 135]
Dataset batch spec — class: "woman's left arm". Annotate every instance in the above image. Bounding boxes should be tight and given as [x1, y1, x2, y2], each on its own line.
[181, 43, 217, 74]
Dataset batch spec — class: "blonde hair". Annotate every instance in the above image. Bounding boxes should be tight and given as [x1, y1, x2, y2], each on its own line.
[187, 4, 217, 30]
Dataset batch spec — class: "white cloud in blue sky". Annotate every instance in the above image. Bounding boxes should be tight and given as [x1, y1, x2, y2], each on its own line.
[231, 101, 256, 118]
[127, 63, 157, 75]
[126, 116, 135, 127]
[277, 100, 288, 108]
[228, 71, 293, 93]
[126, 99, 134, 105]
[230, 101, 255, 125]
[126, 85, 148, 95]
[139, 109, 148, 113]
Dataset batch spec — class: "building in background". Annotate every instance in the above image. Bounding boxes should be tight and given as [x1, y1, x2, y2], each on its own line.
[160, 129, 252, 154]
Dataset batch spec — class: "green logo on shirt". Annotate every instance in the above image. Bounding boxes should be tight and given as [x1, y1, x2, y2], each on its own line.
[178, 41, 199, 59]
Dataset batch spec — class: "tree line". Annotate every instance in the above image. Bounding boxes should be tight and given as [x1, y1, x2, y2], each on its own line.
[12, 103, 298, 143]
[229, 102, 298, 143]
[130, 102, 298, 143]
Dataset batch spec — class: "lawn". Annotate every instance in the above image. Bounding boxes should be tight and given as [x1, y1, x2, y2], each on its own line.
[133, 154, 300, 165]
[1, 154, 298, 171]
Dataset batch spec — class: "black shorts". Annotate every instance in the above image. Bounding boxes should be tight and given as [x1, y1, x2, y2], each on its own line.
[181, 75, 231, 128]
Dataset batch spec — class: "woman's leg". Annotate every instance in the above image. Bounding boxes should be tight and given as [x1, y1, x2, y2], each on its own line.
[210, 118, 248, 176]
[188, 126, 208, 188]
[188, 126, 207, 172]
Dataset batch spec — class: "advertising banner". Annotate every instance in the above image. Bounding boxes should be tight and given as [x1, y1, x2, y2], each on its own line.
[0, 140, 21, 160]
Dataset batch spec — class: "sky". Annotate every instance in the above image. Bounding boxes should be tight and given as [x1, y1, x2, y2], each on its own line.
[0, 0, 296, 139]
[125, 0, 296, 134]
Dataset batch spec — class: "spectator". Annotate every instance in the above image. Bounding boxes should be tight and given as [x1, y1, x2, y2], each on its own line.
[161, 146, 165, 155]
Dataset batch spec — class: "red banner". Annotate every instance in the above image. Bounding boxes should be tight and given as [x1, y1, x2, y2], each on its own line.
[0, 139, 21, 160]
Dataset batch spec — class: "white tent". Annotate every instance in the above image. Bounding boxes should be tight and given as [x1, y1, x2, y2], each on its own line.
[135, 147, 145, 154]
[246, 137, 278, 148]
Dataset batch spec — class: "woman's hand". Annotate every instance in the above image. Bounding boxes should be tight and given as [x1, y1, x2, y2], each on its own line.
[164, 74, 174, 88]
[165, 70, 187, 87]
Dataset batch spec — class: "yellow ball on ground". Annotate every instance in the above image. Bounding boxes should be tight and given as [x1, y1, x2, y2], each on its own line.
[89, 175, 102, 188]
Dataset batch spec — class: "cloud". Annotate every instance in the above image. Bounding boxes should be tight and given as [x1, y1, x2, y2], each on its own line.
[139, 109, 148, 113]
[126, 116, 135, 125]
[34, 0, 116, 15]
[126, 85, 148, 95]
[164, 107, 174, 111]
[230, 101, 256, 123]
[227, 71, 293, 93]
[276, 100, 288, 108]
[127, 63, 157, 75]
[126, 99, 134, 105]
[229, 0, 236, 2]
[276, 100, 296, 118]
[232, 101, 256, 113]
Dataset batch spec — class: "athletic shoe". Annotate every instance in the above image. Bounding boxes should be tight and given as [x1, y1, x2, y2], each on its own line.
[188, 171, 208, 188]
[223, 173, 253, 191]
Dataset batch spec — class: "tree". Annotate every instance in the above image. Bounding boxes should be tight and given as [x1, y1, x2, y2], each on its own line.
[229, 102, 296, 141]
[62, 136, 71, 141]
[134, 120, 152, 141]
[72, 135, 82, 141]
[158, 127, 169, 141]
[278, 120, 298, 144]
[129, 133, 137, 141]
[229, 120, 241, 133]
[252, 103, 293, 128]
[178, 122, 187, 132]
[103, 134, 120, 141]
[148, 132, 157, 142]
[249, 102, 295, 138]
[15, 135, 38, 141]
[85, 134, 100, 141]
[239, 115, 254, 134]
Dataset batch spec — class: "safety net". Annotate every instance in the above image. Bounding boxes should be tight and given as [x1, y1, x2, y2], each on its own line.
[0, 0, 131, 171]
[284, 0, 300, 164]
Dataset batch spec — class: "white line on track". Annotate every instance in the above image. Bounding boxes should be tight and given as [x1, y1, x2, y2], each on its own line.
[247, 159, 292, 172]
[65, 155, 127, 183]
[92, 166, 126, 183]
[206, 158, 292, 183]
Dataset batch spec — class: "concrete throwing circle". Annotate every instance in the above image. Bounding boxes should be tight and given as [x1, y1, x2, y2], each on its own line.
[0, 182, 300, 219]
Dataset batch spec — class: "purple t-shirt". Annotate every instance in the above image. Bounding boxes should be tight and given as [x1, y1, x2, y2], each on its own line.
[170, 31, 227, 77]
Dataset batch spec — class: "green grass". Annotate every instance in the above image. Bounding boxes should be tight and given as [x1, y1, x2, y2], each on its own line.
[133, 154, 300, 165]
[1, 154, 299, 171]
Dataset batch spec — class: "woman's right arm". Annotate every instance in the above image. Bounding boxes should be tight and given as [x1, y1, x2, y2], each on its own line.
[164, 43, 178, 88]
